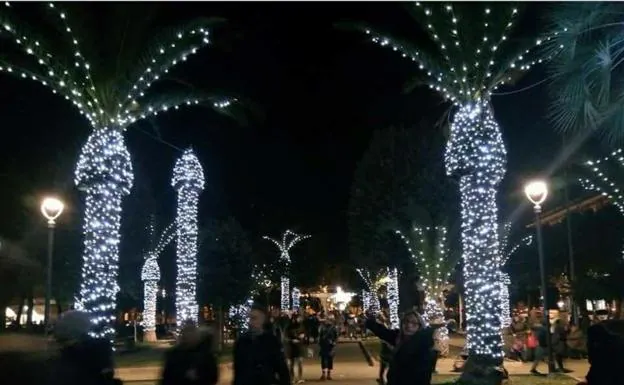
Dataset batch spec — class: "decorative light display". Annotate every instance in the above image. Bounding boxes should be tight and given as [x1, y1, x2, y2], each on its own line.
[263, 230, 310, 311]
[361, 290, 372, 313]
[75, 128, 133, 339]
[386, 267, 400, 329]
[355, 268, 385, 313]
[423, 298, 450, 356]
[346, 3, 566, 362]
[581, 149, 624, 214]
[498, 223, 533, 328]
[172, 149, 205, 327]
[0, 2, 239, 336]
[330, 286, 356, 311]
[141, 222, 175, 341]
[228, 264, 275, 330]
[292, 287, 301, 312]
[395, 225, 458, 342]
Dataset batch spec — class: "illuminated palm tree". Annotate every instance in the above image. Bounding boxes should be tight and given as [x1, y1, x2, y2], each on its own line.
[338, 2, 557, 374]
[0, 2, 246, 338]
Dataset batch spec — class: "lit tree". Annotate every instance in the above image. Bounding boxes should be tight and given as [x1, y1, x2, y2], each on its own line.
[229, 264, 276, 332]
[263, 230, 310, 311]
[140, 220, 175, 342]
[394, 224, 459, 319]
[356, 267, 388, 314]
[0, 2, 245, 338]
[339, 3, 558, 373]
[580, 150, 624, 214]
[498, 222, 533, 328]
[172, 149, 204, 327]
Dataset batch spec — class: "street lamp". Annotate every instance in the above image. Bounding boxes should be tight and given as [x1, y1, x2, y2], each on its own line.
[524, 180, 555, 374]
[41, 197, 64, 335]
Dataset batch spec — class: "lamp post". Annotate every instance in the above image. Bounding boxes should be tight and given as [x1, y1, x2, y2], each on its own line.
[524, 180, 555, 374]
[40, 197, 64, 336]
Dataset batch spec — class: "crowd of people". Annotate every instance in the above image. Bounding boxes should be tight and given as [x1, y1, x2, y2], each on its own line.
[7, 305, 622, 385]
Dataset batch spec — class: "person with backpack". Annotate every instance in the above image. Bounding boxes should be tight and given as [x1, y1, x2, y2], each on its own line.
[318, 315, 338, 380]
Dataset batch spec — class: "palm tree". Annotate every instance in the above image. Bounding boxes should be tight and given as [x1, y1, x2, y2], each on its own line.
[393, 222, 459, 358]
[338, 2, 557, 374]
[498, 222, 533, 328]
[0, 2, 246, 338]
[140, 218, 175, 342]
[544, 3, 624, 144]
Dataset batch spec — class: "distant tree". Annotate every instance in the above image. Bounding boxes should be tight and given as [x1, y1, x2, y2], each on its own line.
[198, 217, 253, 310]
[348, 123, 453, 271]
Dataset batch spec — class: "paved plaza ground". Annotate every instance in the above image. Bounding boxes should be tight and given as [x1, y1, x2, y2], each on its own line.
[115, 338, 584, 385]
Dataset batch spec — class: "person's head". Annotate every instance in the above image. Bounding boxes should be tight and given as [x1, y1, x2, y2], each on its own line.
[54, 310, 92, 346]
[401, 311, 425, 336]
[249, 304, 268, 333]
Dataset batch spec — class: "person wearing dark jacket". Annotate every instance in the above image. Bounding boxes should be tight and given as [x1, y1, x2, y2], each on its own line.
[318, 315, 338, 380]
[49, 310, 120, 385]
[551, 319, 571, 373]
[530, 323, 548, 375]
[233, 305, 291, 385]
[287, 316, 305, 383]
[160, 322, 219, 385]
[366, 310, 434, 385]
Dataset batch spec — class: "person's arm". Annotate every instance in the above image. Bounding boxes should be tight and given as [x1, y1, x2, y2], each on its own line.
[365, 318, 398, 346]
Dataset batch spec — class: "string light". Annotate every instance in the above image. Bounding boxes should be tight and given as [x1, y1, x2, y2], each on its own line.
[423, 298, 450, 357]
[361, 290, 372, 313]
[292, 287, 301, 312]
[395, 225, 458, 342]
[172, 149, 205, 327]
[581, 149, 624, 214]
[447, 102, 506, 359]
[0, 2, 239, 335]
[387, 267, 400, 329]
[498, 223, 533, 328]
[141, 222, 175, 340]
[228, 264, 275, 330]
[356, 268, 384, 313]
[75, 128, 133, 339]
[263, 230, 310, 311]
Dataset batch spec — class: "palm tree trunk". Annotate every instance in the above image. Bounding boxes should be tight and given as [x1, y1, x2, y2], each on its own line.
[446, 102, 507, 385]
[26, 294, 34, 329]
[15, 296, 25, 328]
[75, 128, 134, 339]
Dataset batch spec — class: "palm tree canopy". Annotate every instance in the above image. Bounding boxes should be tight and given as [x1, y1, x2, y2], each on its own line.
[544, 2, 624, 144]
[0, 2, 246, 129]
[337, 2, 555, 104]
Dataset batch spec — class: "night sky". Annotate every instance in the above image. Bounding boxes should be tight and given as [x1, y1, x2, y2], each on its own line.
[1, 2, 614, 291]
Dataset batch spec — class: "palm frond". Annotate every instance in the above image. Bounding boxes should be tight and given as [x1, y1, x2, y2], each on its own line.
[120, 17, 226, 110]
[124, 87, 256, 128]
[545, 2, 624, 143]
[335, 20, 454, 100]
[0, 5, 89, 109]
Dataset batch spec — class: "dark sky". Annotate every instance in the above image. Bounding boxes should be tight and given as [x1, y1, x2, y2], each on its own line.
[0, 2, 590, 285]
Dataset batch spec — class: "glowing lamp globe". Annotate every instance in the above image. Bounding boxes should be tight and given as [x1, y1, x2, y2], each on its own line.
[524, 180, 548, 208]
[41, 197, 65, 225]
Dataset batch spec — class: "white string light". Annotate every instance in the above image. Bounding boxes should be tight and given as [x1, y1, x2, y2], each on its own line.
[172, 149, 205, 327]
[446, 102, 506, 359]
[498, 229, 533, 328]
[141, 222, 175, 338]
[292, 287, 301, 312]
[263, 230, 310, 311]
[0, 2, 239, 336]
[387, 267, 400, 329]
[75, 128, 133, 339]
[361, 290, 372, 313]
[581, 149, 624, 214]
[356, 268, 384, 313]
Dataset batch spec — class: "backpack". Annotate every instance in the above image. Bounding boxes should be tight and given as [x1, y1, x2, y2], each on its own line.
[527, 334, 538, 349]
